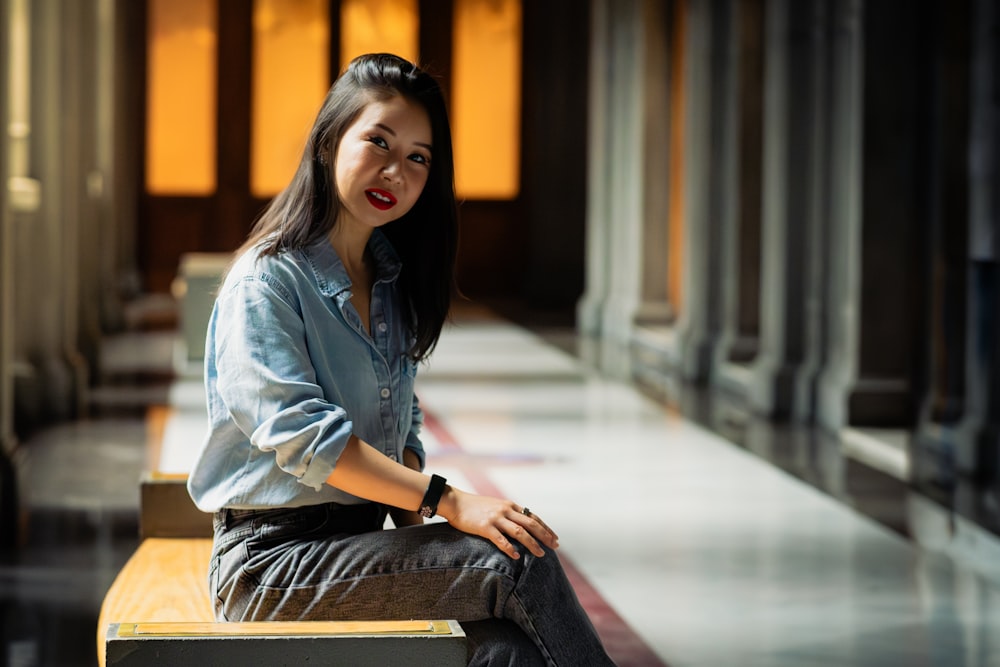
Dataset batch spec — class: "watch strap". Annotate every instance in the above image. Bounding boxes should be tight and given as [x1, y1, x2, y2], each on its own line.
[417, 474, 447, 518]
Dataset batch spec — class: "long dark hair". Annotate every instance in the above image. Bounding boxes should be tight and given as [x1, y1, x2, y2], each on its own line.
[239, 53, 458, 361]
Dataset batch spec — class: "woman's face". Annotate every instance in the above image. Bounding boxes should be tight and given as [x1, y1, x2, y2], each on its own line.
[333, 94, 433, 231]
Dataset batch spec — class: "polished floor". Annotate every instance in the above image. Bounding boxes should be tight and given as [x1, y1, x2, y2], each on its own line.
[4, 301, 1000, 666]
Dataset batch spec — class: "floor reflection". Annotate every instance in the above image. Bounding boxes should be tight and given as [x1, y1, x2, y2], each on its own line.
[2, 304, 1000, 666]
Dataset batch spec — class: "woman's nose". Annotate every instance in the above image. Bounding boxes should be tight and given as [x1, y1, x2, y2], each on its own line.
[381, 160, 402, 183]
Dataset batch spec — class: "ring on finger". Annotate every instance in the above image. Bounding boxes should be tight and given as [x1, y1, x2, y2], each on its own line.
[521, 507, 532, 518]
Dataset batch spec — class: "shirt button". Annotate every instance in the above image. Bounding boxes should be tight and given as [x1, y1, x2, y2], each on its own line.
[380, 388, 391, 399]
[377, 322, 387, 333]
[389, 453, 398, 461]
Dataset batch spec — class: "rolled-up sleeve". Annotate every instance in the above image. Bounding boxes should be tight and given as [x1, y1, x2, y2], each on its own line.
[404, 391, 425, 470]
[214, 275, 352, 491]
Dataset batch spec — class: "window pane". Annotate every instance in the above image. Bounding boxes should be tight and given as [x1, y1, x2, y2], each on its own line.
[251, 0, 330, 197]
[146, 0, 217, 195]
[452, 0, 521, 199]
[340, 0, 418, 67]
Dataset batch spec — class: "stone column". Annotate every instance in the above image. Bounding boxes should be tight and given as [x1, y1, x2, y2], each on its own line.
[820, 0, 929, 432]
[909, 0, 973, 486]
[578, 0, 647, 377]
[635, 0, 672, 328]
[10, 0, 70, 428]
[816, 0, 863, 430]
[577, 0, 614, 338]
[61, 0, 100, 407]
[93, 0, 125, 335]
[598, 0, 644, 353]
[712, 0, 765, 395]
[953, 0, 998, 482]
[1, 0, 22, 549]
[749, 0, 829, 420]
[76, 0, 106, 371]
[1, 0, 20, 454]
[36, 0, 90, 420]
[671, 0, 729, 384]
[110, 0, 143, 306]
[716, 0, 763, 367]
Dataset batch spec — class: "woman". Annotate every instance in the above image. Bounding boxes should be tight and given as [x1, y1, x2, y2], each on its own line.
[187, 53, 615, 666]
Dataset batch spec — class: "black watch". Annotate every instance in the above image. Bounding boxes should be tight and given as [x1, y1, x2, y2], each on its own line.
[418, 474, 447, 518]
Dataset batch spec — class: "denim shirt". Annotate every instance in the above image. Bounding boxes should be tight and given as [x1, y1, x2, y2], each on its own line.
[187, 231, 424, 512]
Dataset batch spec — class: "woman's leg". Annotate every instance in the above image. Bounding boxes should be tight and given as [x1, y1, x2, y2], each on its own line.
[210, 504, 616, 666]
[462, 619, 547, 666]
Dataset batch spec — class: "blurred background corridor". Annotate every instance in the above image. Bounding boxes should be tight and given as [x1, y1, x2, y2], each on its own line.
[1, 0, 999, 665]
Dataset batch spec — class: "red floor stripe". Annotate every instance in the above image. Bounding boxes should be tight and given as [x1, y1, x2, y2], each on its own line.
[423, 411, 669, 667]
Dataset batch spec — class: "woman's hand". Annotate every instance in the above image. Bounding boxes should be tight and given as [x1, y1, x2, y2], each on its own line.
[438, 486, 560, 559]
[325, 437, 558, 556]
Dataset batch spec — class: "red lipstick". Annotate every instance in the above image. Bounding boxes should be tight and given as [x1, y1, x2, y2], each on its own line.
[365, 188, 397, 211]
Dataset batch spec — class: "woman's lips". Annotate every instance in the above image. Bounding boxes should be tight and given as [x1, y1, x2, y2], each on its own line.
[365, 189, 397, 211]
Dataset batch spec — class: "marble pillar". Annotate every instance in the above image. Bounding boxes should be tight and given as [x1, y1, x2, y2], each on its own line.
[673, 0, 728, 383]
[749, 0, 829, 420]
[911, 0, 974, 486]
[712, 0, 764, 396]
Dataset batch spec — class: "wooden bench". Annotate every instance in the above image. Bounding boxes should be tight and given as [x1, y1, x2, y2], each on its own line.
[105, 619, 465, 666]
[97, 473, 466, 666]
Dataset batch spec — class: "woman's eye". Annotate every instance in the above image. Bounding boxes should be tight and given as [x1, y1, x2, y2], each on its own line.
[409, 153, 430, 166]
[369, 136, 388, 149]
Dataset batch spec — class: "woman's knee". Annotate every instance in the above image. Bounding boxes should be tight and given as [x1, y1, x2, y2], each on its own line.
[462, 619, 547, 667]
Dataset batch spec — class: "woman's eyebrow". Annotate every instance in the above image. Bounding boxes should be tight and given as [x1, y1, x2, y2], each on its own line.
[375, 123, 432, 152]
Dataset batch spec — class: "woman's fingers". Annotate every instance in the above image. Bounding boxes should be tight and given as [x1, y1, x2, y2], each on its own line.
[491, 517, 544, 559]
[448, 490, 559, 558]
[498, 507, 559, 558]
[491, 528, 520, 559]
[503, 516, 544, 558]
[514, 507, 559, 547]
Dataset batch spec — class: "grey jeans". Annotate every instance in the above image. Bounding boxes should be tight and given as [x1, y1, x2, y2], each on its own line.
[210, 502, 616, 666]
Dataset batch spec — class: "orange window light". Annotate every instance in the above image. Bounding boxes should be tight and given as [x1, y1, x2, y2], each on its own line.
[145, 0, 218, 195]
[251, 0, 330, 198]
[340, 0, 419, 68]
[451, 0, 522, 200]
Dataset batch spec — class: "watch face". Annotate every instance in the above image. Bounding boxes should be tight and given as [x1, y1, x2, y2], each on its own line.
[418, 506, 434, 518]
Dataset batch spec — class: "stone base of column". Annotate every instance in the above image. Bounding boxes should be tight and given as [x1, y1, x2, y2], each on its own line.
[14, 354, 80, 432]
[749, 356, 813, 421]
[749, 365, 793, 420]
[915, 414, 1000, 482]
[630, 324, 678, 395]
[913, 421, 1000, 495]
[712, 360, 753, 401]
[844, 376, 915, 427]
[575, 293, 605, 338]
[677, 333, 717, 384]
[0, 443, 19, 549]
[819, 371, 916, 431]
[911, 421, 959, 490]
[711, 332, 759, 401]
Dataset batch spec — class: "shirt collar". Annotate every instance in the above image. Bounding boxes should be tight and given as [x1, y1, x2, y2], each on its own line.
[303, 229, 402, 298]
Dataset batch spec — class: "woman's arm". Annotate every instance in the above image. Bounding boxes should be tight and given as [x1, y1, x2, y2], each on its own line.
[326, 436, 560, 559]
[388, 448, 425, 527]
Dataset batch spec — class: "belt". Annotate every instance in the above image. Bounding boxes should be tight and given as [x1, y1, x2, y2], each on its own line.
[214, 502, 387, 533]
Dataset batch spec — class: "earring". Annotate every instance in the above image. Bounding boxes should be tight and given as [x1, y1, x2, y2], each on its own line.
[317, 153, 328, 166]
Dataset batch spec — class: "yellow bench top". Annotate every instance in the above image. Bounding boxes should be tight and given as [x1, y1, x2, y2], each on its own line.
[98, 537, 465, 666]
[98, 538, 214, 666]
